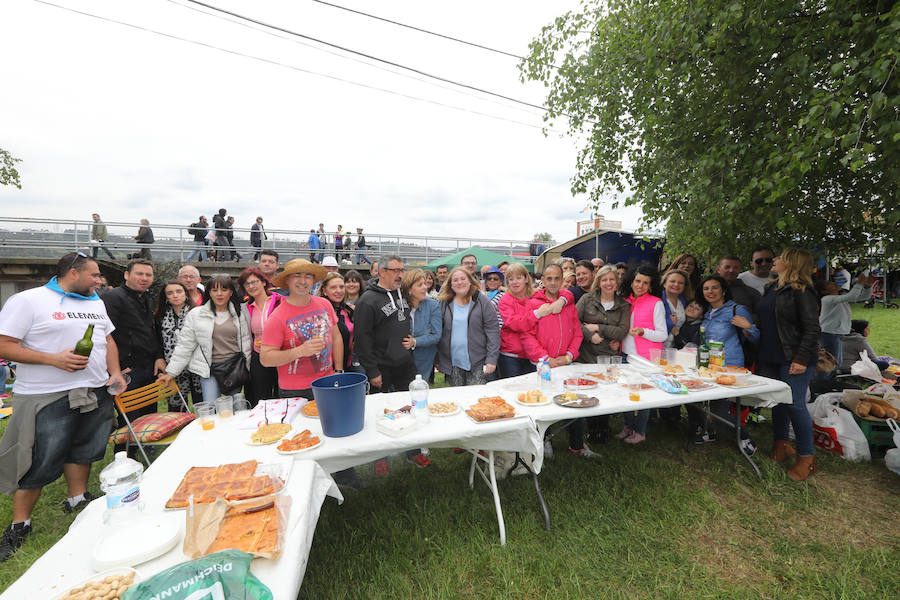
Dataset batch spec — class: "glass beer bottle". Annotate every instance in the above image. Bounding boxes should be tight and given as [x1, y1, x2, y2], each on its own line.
[75, 324, 94, 357]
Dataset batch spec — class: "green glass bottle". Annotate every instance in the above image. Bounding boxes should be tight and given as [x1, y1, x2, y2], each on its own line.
[74, 324, 94, 357]
[698, 325, 710, 369]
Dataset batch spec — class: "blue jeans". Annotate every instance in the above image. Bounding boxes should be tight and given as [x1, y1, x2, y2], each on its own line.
[186, 240, 208, 261]
[356, 247, 372, 265]
[200, 376, 220, 403]
[497, 354, 535, 379]
[759, 360, 815, 456]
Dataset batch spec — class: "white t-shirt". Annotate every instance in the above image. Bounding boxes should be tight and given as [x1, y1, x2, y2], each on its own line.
[738, 271, 771, 295]
[0, 286, 114, 394]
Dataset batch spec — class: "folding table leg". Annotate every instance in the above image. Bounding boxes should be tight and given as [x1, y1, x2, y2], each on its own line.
[485, 451, 507, 546]
[704, 399, 762, 479]
[507, 452, 551, 531]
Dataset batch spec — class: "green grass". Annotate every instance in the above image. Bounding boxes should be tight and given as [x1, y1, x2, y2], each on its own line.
[3, 311, 900, 598]
[853, 304, 900, 359]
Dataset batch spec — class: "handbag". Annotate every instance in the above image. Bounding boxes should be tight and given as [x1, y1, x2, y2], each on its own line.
[816, 346, 838, 374]
[210, 352, 249, 394]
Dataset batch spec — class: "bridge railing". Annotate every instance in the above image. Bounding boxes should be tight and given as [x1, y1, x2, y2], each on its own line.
[0, 217, 538, 265]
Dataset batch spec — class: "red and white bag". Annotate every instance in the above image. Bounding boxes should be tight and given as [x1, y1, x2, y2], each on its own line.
[808, 393, 871, 461]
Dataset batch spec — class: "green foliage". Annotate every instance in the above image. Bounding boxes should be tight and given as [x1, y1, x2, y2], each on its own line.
[0, 147, 22, 189]
[521, 0, 900, 265]
[533, 232, 554, 242]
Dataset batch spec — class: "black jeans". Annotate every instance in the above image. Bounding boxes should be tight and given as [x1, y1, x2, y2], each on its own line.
[372, 361, 418, 393]
[248, 351, 279, 407]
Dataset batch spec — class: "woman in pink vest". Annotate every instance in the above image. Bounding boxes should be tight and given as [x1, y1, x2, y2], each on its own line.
[616, 264, 666, 444]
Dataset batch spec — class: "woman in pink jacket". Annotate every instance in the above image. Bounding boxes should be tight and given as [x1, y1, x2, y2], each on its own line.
[616, 264, 666, 445]
[522, 264, 594, 458]
[497, 263, 566, 379]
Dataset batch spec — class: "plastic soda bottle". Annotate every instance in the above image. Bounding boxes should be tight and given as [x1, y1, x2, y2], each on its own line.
[538, 359, 553, 392]
[99, 451, 145, 525]
[409, 374, 430, 424]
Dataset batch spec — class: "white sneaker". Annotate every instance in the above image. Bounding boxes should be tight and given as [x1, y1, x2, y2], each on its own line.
[569, 445, 600, 459]
[543, 439, 553, 459]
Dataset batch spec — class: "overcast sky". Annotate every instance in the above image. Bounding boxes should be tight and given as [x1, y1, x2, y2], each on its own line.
[0, 0, 644, 245]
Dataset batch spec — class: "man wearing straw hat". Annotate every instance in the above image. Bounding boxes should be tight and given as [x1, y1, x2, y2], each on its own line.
[260, 259, 343, 399]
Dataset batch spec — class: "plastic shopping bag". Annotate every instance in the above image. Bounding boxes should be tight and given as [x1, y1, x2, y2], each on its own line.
[886, 419, 900, 476]
[851, 351, 882, 382]
[808, 393, 871, 461]
[121, 549, 273, 600]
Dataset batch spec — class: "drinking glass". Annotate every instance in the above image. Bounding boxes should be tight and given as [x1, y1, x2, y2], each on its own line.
[215, 396, 234, 419]
[649, 348, 662, 365]
[196, 402, 217, 430]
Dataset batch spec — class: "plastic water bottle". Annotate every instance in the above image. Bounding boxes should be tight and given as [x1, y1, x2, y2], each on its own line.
[99, 451, 144, 525]
[538, 359, 553, 392]
[409, 374, 430, 424]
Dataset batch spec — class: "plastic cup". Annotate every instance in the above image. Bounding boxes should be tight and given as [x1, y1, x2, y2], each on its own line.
[649, 348, 662, 365]
[107, 373, 132, 396]
[216, 396, 233, 419]
[608, 355, 622, 376]
[196, 402, 216, 430]
[627, 375, 642, 402]
[664, 349, 677, 367]
[233, 398, 251, 418]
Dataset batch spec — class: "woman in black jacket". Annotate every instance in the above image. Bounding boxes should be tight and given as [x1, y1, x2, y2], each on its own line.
[757, 248, 820, 481]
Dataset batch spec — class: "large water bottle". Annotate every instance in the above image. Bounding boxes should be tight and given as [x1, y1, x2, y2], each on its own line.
[409, 374, 430, 424]
[99, 451, 144, 525]
[538, 359, 553, 392]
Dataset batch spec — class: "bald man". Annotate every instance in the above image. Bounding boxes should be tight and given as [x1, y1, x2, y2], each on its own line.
[178, 265, 203, 307]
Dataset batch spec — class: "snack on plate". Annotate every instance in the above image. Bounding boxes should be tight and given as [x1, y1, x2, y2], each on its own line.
[276, 429, 320, 452]
[710, 364, 750, 376]
[429, 401, 459, 414]
[715, 374, 737, 385]
[166, 461, 282, 508]
[205, 497, 281, 556]
[466, 396, 515, 422]
[517, 390, 547, 404]
[585, 372, 616, 382]
[678, 378, 714, 391]
[564, 377, 599, 388]
[661, 364, 685, 374]
[560, 391, 580, 402]
[697, 367, 713, 378]
[619, 383, 654, 390]
[301, 401, 318, 417]
[58, 572, 136, 600]
[251, 423, 292, 444]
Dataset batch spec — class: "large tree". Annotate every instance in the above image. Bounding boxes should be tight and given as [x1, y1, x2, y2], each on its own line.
[521, 0, 899, 264]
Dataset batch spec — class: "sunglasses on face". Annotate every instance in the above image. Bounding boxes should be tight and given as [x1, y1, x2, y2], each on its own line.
[486, 276, 501, 282]
[755, 257, 774, 265]
[69, 251, 88, 271]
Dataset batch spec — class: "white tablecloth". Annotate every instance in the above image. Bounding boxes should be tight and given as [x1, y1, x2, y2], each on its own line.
[0, 428, 341, 600]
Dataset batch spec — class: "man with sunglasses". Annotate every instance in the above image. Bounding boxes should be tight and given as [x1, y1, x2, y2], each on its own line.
[0, 252, 126, 561]
[738, 246, 776, 295]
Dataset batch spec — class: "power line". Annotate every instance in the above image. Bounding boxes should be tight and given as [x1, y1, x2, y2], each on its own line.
[32, 0, 545, 130]
[163, 0, 544, 116]
[182, 0, 555, 115]
[311, 0, 526, 61]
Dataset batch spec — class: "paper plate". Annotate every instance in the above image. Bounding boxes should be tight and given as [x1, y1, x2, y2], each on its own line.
[427, 402, 462, 417]
[91, 514, 181, 571]
[276, 437, 323, 455]
[51, 567, 141, 600]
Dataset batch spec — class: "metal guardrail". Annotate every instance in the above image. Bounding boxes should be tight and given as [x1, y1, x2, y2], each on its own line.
[0, 217, 539, 265]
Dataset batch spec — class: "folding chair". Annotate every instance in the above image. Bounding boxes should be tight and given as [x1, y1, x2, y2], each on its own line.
[111, 379, 191, 466]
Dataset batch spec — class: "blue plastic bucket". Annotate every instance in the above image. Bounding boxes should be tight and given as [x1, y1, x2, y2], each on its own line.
[311, 372, 368, 437]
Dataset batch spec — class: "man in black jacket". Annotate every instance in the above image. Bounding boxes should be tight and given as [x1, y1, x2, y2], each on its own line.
[213, 208, 228, 262]
[186, 216, 209, 262]
[101, 259, 166, 447]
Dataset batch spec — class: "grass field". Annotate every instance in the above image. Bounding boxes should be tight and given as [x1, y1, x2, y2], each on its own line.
[2, 306, 899, 598]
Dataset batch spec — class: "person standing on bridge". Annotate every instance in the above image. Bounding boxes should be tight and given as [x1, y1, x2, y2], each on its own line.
[90, 213, 116, 260]
[250, 216, 266, 261]
[131, 218, 153, 260]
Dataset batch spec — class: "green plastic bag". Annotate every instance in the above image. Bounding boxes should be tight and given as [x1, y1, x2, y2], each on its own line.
[121, 549, 273, 600]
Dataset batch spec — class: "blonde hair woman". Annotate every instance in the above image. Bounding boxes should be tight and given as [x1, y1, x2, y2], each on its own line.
[400, 269, 442, 379]
[756, 248, 820, 481]
[437, 266, 499, 386]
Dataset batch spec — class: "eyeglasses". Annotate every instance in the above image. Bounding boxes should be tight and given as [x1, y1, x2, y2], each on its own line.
[180, 274, 199, 280]
[754, 257, 774, 265]
[485, 276, 501, 282]
[462, 261, 477, 266]
[244, 279, 262, 287]
[382, 267, 404, 274]
[68, 251, 88, 271]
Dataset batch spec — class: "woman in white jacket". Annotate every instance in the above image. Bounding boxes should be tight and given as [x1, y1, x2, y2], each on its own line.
[159, 274, 251, 402]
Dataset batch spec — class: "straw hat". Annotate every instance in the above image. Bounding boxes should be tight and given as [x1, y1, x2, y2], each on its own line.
[273, 259, 326, 289]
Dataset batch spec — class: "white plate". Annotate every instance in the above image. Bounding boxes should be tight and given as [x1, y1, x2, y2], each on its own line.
[245, 425, 292, 445]
[52, 567, 141, 600]
[428, 403, 462, 417]
[276, 437, 323, 455]
[92, 514, 181, 571]
[512, 394, 552, 407]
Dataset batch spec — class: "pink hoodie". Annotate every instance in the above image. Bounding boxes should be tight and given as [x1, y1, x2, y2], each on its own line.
[521, 288, 582, 362]
[498, 292, 537, 357]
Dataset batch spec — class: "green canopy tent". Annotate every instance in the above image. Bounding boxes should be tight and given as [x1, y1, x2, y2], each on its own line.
[423, 246, 533, 273]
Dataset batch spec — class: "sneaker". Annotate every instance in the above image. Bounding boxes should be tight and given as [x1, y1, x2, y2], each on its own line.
[739, 438, 757, 457]
[543, 439, 554, 459]
[407, 452, 431, 468]
[568, 445, 600, 459]
[0, 522, 32, 562]
[693, 428, 718, 445]
[62, 491, 97, 514]
[624, 432, 646, 445]
[374, 459, 389, 477]
[615, 427, 632, 440]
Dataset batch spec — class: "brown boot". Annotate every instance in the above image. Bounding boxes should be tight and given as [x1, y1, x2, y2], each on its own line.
[769, 440, 797, 462]
[787, 455, 817, 481]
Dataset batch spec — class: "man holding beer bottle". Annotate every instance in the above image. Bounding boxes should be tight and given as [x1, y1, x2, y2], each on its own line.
[0, 252, 126, 561]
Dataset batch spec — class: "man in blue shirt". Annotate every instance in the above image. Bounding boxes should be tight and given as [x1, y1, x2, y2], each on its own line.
[307, 229, 322, 264]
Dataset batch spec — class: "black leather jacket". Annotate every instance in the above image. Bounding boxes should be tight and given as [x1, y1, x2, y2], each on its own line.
[770, 284, 820, 365]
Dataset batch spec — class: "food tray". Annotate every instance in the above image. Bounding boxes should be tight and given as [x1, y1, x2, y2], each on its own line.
[164, 460, 292, 511]
[465, 412, 519, 424]
[51, 567, 141, 600]
[553, 393, 600, 408]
